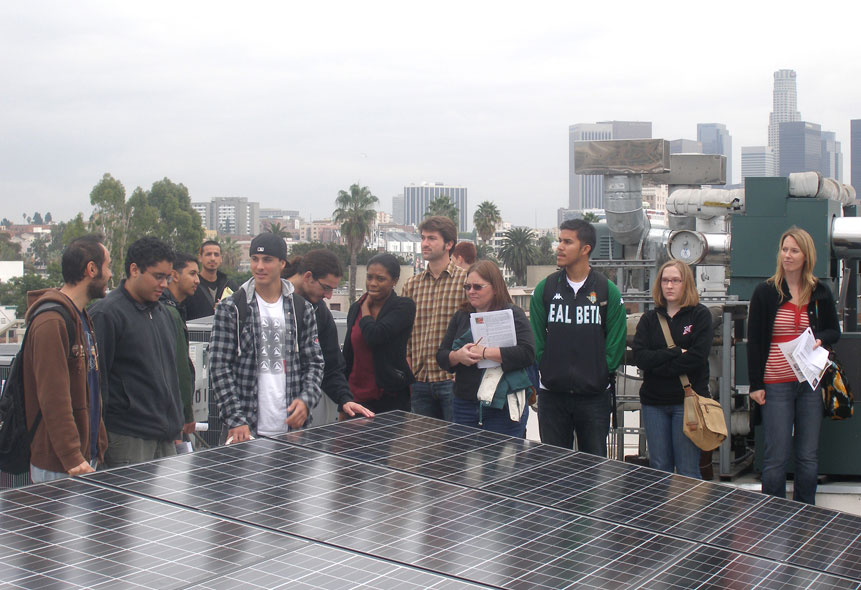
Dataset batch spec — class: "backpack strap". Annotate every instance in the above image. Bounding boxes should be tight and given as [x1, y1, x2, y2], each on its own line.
[291, 292, 306, 341]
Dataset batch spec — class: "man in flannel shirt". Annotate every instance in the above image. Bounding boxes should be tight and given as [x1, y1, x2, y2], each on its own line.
[400, 216, 467, 421]
[209, 233, 324, 443]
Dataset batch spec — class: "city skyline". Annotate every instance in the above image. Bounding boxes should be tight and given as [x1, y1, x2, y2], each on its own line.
[1, 2, 858, 229]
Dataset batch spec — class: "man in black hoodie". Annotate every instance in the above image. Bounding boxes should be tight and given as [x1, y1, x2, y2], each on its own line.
[186, 240, 238, 320]
[90, 237, 184, 467]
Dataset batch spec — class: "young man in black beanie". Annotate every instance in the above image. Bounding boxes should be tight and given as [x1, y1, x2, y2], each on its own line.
[209, 233, 324, 443]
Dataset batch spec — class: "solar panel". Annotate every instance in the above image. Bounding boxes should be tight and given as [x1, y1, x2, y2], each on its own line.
[4, 410, 861, 588]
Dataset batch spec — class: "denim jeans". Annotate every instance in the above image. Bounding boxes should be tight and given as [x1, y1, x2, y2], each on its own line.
[760, 380, 822, 504]
[452, 397, 529, 437]
[411, 380, 454, 421]
[537, 389, 610, 457]
[30, 464, 68, 484]
[641, 403, 701, 479]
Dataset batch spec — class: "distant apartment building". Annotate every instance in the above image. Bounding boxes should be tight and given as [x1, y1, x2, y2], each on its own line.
[741, 146, 776, 182]
[698, 123, 732, 184]
[192, 197, 260, 236]
[569, 121, 652, 210]
[821, 131, 843, 182]
[403, 182, 468, 232]
[670, 139, 702, 154]
[768, 69, 802, 173]
[852, 120, 861, 197]
[260, 208, 300, 220]
[392, 195, 405, 225]
[298, 219, 340, 243]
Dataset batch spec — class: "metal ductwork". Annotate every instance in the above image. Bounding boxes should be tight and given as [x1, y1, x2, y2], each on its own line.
[666, 188, 745, 219]
[832, 217, 861, 259]
[603, 175, 650, 245]
[666, 230, 731, 265]
[789, 172, 857, 206]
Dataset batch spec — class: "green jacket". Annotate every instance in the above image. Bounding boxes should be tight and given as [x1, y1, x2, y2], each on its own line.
[161, 292, 195, 423]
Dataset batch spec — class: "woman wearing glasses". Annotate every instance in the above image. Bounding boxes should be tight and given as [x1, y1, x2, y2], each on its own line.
[632, 260, 714, 478]
[747, 227, 839, 504]
[437, 260, 535, 436]
[343, 253, 415, 414]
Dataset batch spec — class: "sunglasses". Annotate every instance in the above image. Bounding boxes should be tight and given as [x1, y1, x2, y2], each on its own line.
[463, 283, 490, 292]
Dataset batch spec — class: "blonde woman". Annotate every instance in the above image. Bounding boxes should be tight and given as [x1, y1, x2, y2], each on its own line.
[632, 260, 713, 478]
[747, 227, 840, 504]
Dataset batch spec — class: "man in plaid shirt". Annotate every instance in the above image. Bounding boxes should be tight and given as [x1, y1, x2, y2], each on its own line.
[401, 216, 467, 421]
[209, 233, 324, 443]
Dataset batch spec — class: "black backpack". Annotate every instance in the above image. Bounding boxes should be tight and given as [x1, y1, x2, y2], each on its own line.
[0, 301, 76, 475]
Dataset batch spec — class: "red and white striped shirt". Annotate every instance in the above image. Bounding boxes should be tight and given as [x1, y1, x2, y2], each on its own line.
[764, 301, 808, 384]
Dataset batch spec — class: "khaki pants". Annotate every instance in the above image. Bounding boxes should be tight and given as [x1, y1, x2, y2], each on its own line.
[104, 431, 177, 468]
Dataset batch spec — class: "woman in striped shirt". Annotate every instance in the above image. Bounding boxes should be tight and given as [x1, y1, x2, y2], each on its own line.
[747, 227, 840, 504]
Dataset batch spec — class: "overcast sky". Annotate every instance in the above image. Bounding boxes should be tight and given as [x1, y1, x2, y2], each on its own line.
[1, 1, 858, 229]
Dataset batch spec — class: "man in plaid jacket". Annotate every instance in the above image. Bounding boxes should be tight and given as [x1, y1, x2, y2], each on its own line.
[209, 233, 324, 443]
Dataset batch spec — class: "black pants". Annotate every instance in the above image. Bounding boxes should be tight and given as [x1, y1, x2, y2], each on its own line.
[537, 389, 610, 457]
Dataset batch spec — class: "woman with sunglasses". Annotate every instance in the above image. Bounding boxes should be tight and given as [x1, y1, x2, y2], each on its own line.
[343, 253, 415, 414]
[437, 260, 535, 436]
[747, 227, 839, 504]
[632, 260, 714, 479]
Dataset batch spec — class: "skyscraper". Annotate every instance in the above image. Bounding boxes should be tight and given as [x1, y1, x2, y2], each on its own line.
[568, 120, 651, 210]
[779, 121, 821, 177]
[741, 146, 776, 182]
[768, 69, 802, 173]
[852, 120, 861, 197]
[820, 131, 843, 182]
[697, 123, 732, 184]
[403, 182, 468, 231]
[392, 194, 405, 225]
[669, 139, 702, 154]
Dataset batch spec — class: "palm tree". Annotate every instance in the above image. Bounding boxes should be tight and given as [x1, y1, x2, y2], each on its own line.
[498, 227, 538, 286]
[220, 237, 242, 273]
[267, 221, 289, 238]
[425, 195, 459, 227]
[473, 201, 502, 244]
[582, 211, 600, 223]
[536, 234, 556, 265]
[333, 183, 379, 303]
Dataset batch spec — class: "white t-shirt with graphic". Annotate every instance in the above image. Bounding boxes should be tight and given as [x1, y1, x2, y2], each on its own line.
[255, 293, 289, 436]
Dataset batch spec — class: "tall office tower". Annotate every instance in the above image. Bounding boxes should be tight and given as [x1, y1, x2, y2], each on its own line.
[778, 121, 822, 177]
[741, 146, 776, 182]
[192, 197, 260, 235]
[768, 69, 802, 173]
[403, 182, 468, 232]
[821, 131, 843, 182]
[569, 120, 651, 210]
[669, 139, 702, 154]
[852, 120, 861, 196]
[392, 195, 405, 225]
[698, 123, 733, 184]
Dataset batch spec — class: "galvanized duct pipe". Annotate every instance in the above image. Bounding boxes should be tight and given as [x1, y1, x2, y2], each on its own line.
[603, 175, 650, 245]
[666, 188, 745, 219]
[832, 217, 861, 259]
[789, 172, 857, 206]
[666, 230, 731, 265]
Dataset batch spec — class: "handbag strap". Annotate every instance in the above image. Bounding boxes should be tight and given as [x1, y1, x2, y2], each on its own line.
[657, 313, 695, 397]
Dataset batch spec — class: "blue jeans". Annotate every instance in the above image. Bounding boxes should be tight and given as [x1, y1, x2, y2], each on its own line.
[537, 389, 610, 457]
[411, 380, 454, 421]
[30, 464, 68, 484]
[452, 397, 529, 437]
[760, 380, 822, 504]
[641, 403, 701, 479]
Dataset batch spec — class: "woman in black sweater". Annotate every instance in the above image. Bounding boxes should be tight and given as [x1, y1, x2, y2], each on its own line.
[633, 260, 714, 479]
[747, 227, 839, 504]
[343, 254, 415, 414]
[437, 260, 535, 436]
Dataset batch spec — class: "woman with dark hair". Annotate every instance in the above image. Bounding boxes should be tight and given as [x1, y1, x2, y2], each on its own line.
[437, 260, 535, 436]
[343, 253, 415, 413]
[748, 227, 840, 504]
[632, 260, 713, 479]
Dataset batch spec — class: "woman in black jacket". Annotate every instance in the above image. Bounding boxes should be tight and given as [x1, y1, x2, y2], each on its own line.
[747, 227, 840, 504]
[633, 260, 713, 479]
[343, 254, 415, 414]
[437, 260, 535, 436]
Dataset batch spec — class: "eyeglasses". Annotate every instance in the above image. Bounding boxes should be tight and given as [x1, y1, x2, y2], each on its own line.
[463, 283, 491, 292]
[661, 278, 683, 285]
[146, 271, 171, 284]
[314, 278, 337, 293]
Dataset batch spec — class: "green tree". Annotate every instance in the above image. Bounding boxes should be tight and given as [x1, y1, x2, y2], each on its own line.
[32, 212, 43, 225]
[90, 173, 133, 282]
[0, 232, 22, 260]
[219, 237, 242, 274]
[267, 221, 289, 238]
[44, 212, 52, 223]
[473, 201, 502, 244]
[536, 234, 556, 265]
[498, 227, 538, 285]
[425, 195, 459, 227]
[582, 211, 600, 223]
[63, 213, 89, 245]
[0, 274, 58, 313]
[0, 218, 11, 228]
[333, 183, 379, 303]
[128, 178, 204, 254]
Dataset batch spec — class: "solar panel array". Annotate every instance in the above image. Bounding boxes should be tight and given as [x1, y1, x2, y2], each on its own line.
[2, 410, 860, 589]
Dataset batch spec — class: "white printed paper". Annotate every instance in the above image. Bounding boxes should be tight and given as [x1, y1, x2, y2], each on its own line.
[777, 327, 830, 389]
[470, 309, 516, 369]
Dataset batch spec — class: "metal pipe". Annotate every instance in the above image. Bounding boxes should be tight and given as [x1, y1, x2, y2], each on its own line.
[789, 172, 857, 206]
[665, 230, 731, 265]
[831, 217, 861, 259]
[666, 188, 745, 219]
[603, 175, 649, 245]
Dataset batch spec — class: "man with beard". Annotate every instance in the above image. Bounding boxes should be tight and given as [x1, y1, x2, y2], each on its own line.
[23, 235, 111, 482]
[186, 240, 238, 320]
